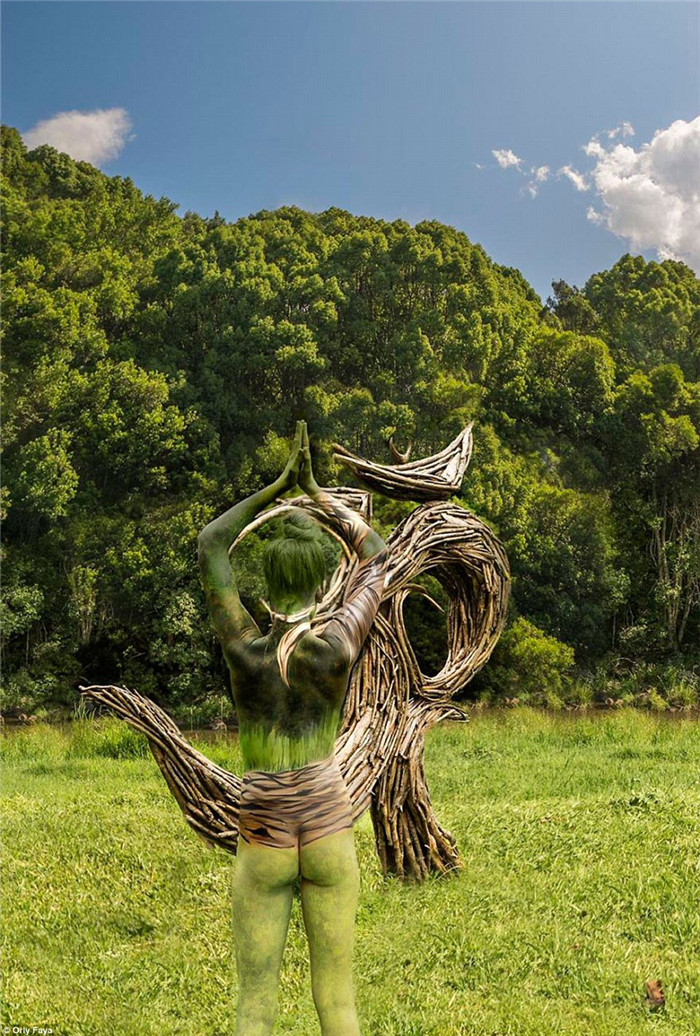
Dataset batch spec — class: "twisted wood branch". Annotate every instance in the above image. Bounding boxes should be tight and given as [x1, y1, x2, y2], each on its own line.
[81, 424, 510, 880]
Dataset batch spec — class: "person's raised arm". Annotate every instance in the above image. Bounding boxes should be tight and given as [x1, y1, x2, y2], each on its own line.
[298, 423, 389, 666]
[198, 422, 304, 656]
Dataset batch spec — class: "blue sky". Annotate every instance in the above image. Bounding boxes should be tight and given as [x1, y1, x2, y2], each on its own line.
[3, 2, 699, 300]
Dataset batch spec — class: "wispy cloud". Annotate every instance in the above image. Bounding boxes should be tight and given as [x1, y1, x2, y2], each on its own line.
[525, 164, 551, 197]
[606, 121, 635, 140]
[558, 165, 588, 192]
[492, 148, 522, 170]
[22, 108, 132, 166]
[489, 117, 700, 272]
[488, 151, 551, 196]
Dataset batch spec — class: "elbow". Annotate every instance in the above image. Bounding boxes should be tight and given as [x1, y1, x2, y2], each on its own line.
[198, 521, 222, 548]
[197, 525, 228, 567]
[197, 528, 216, 565]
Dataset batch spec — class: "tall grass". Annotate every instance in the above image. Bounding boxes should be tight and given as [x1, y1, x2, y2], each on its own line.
[2, 710, 700, 1035]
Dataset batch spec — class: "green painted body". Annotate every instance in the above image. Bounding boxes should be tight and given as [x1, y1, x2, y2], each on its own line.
[232, 831, 361, 1036]
[196, 423, 386, 1034]
[226, 621, 351, 774]
[238, 707, 343, 774]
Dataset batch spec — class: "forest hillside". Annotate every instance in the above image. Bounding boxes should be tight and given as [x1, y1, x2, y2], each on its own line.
[2, 125, 699, 718]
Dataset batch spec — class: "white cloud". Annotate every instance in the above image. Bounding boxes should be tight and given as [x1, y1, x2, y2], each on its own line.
[606, 121, 635, 140]
[490, 150, 546, 196]
[22, 108, 132, 166]
[523, 165, 551, 198]
[585, 116, 700, 270]
[558, 165, 589, 192]
[492, 148, 522, 170]
[489, 118, 700, 270]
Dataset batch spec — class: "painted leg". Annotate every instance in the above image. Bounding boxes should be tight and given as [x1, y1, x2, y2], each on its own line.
[232, 839, 299, 1036]
[300, 829, 361, 1036]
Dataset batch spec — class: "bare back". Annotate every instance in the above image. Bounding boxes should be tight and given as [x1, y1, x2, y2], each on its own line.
[227, 546, 390, 772]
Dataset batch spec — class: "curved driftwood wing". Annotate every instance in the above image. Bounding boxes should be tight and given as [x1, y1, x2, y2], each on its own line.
[80, 683, 242, 852]
[332, 423, 473, 501]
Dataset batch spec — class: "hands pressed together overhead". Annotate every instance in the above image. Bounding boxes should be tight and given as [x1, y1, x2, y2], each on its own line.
[279, 420, 320, 496]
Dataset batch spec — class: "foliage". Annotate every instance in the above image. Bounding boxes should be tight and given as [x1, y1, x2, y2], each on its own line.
[475, 616, 576, 708]
[2, 124, 698, 712]
[67, 715, 151, 759]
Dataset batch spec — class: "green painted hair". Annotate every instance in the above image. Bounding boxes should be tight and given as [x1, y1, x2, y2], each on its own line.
[263, 510, 326, 602]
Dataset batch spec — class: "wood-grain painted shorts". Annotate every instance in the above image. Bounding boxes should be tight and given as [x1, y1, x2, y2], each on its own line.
[238, 754, 354, 850]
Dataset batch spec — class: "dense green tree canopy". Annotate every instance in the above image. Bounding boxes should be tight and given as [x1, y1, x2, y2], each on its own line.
[2, 125, 698, 715]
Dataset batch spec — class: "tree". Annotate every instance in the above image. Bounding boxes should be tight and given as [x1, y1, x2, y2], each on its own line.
[584, 255, 700, 380]
[546, 279, 601, 336]
[598, 363, 700, 650]
[2, 122, 698, 715]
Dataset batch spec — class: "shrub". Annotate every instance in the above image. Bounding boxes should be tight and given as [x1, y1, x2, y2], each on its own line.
[667, 675, 699, 709]
[475, 616, 575, 706]
[171, 694, 234, 730]
[67, 716, 150, 759]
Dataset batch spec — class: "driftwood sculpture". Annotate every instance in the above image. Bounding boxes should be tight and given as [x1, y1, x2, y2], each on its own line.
[82, 423, 510, 881]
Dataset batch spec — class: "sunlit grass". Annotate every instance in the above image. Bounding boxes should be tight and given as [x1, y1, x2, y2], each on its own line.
[2, 710, 700, 1034]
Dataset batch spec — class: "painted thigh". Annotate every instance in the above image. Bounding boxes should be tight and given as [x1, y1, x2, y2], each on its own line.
[299, 829, 361, 1002]
[232, 839, 299, 1025]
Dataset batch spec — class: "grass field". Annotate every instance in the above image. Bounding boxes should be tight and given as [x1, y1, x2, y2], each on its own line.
[2, 709, 700, 1035]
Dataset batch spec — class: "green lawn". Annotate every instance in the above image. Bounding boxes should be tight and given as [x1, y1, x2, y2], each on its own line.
[2, 709, 699, 1035]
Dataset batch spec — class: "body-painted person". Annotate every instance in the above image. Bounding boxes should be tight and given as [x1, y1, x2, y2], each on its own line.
[197, 421, 389, 1036]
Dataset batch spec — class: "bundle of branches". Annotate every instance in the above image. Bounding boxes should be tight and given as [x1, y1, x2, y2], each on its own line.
[82, 424, 510, 880]
[332, 424, 473, 501]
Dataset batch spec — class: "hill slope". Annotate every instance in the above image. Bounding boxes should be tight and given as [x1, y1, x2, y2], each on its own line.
[2, 125, 698, 712]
